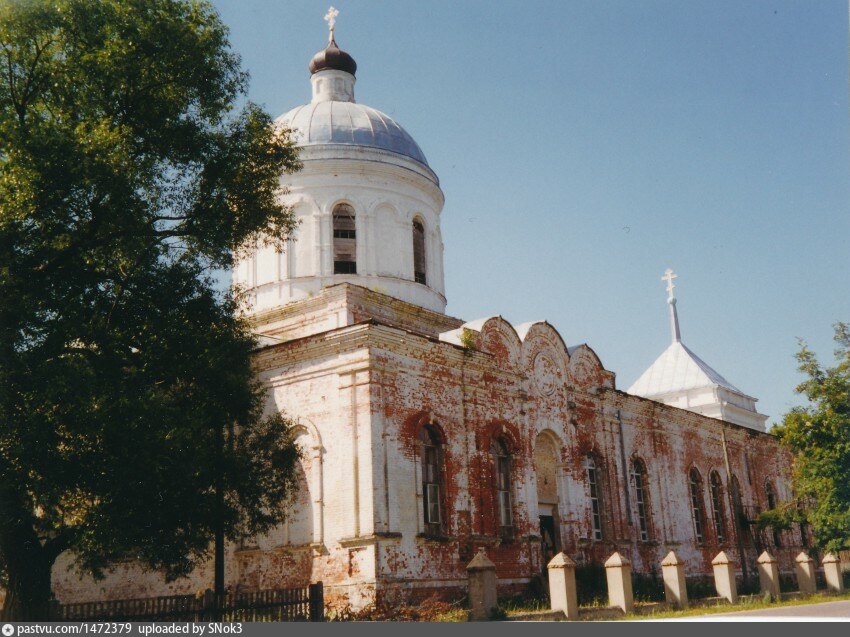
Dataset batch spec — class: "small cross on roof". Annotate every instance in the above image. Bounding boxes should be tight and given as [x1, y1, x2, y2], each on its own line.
[324, 6, 339, 40]
[662, 268, 677, 299]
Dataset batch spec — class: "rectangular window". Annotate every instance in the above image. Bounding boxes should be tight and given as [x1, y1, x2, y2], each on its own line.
[334, 260, 357, 274]
[498, 490, 512, 528]
[425, 483, 441, 525]
[497, 456, 512, 531]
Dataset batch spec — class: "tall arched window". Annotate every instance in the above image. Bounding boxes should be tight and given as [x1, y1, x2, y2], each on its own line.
[419, 425, 444, 536]
[709, 471, 727, 544]
[765, 482, 781, 547]
[689, 468, 706, 544]
[630, 458, 651, 542]
[492, 437, 513, 539]
[332, 203, 357, 274]
[585, 454, 603, 540]
[412, 219, 426, 284]
[730, 475, 744, 531]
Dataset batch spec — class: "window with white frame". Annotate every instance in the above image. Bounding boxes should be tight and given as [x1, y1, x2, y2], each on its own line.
[710, 471, 727, 544]
[492, 437, 513, 538]
[630, 458, 651, 542]
[419, 425, 443, 535]
[689, 467, 706, 544]
[585, 453, 603, 540]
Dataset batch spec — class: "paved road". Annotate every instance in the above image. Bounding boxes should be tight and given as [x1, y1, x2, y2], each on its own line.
[711, 599, 850, 618]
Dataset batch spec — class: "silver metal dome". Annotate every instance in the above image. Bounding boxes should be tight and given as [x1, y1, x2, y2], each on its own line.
[279, 101, 429, 167]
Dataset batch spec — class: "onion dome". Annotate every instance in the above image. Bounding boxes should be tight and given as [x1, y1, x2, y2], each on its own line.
[309, 38, 357, 76]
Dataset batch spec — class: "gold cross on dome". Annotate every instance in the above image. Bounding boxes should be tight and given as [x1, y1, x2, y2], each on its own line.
[662, 268, 678, 298]
[324, 6, 339, 40]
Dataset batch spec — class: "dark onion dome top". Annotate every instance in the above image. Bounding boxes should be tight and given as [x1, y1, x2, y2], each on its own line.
[309, 38, 357, 76]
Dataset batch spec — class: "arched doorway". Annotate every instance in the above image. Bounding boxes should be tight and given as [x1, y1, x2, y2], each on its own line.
[533, 432, 561, 574]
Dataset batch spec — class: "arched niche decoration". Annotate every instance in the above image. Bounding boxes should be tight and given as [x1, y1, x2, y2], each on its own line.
[568, 345, 606, 390]
[370, 201, 398, 276]
[533, 429, 564, 507]
[477, 317, 522, 370]
[288, 420, 325, 550]
[519, 323, 570, 398]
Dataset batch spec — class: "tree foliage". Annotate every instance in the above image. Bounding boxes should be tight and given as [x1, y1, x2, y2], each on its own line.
[0, 0, 302, 617]
[767, 323, 850, 554]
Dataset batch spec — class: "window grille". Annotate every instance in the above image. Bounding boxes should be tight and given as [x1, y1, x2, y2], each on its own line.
[765, 483, 781, 547]
[689, 468, 706, 544]
[493, 438, 513, 537]
[630, 459, 650, 542]
[710, 471, 727, 544]
[420, 426, 444, 534]
[585, 454, 603, 540]
[413, 219, 426, 285]
[332, 204, 356, 274]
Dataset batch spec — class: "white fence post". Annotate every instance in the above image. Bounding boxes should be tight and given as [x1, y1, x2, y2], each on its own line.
[547, 552, 579, 620]
[795, 552, 816, 596]
[466, 549, 498, 620]
[757, 551, 780, 601]
[823, 553, 845, 594]
[604, 552, 634, 614]
[661, 551, 689, 609]
[711, 551, 738, 604]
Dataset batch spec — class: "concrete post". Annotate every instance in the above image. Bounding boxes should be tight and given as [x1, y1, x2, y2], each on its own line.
[466, 549, 498, 620]
[547, 552, 579, 620]
[822, 553, 845, 594]
[795, 552, 816, 596]
[604, 552, 634, 614]
[711, 551, 738, 604]
[757, 550, 781, 601]
[661, 550, 689, 610]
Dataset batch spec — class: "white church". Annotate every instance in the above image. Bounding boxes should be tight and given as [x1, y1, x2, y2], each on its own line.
[53, 10, 796, 608]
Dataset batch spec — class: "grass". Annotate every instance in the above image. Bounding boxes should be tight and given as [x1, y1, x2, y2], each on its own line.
[495, 590, 850, 621]
[619, 591, 850, 621]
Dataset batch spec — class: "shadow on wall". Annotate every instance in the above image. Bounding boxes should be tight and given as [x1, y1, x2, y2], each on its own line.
[237, 432, 316, 590]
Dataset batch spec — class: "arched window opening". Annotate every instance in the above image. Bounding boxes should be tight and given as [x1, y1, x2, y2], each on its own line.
[630, 458, 651, 542]
[332, 203, 357, 274]
[419, 425, 444, 536]
[412, 219, 426, 285]
[492, 437, 513, 539]
[730, 475, 745, 531]
[765, 482, 781, 547]
[585, 454, 603, 540]
[689, 468, 706, 544]
[710, 471, 727, 544]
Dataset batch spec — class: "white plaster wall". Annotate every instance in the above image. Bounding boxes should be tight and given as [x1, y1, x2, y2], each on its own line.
[234, 146, 447, 315]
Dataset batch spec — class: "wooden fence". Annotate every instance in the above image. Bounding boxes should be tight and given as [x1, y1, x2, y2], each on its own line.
[1, 583, 324, 622]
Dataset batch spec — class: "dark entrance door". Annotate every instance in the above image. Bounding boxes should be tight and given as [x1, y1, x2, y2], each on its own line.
[539, 515, 558, 574]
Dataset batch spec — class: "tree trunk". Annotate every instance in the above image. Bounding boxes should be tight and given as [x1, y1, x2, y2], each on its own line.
[0, 486, 55, 620]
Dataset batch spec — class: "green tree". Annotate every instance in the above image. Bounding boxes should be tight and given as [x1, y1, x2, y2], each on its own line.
[764, 323, 850, 554]
[0, 0, 302, 618]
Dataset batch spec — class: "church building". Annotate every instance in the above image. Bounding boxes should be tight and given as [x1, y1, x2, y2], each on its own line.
[53, 14, 802, 609]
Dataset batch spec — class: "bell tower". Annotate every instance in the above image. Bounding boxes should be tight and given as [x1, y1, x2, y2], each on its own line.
[233, 9, 446, 316]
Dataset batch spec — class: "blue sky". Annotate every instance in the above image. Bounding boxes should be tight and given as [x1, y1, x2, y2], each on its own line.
[212, 0, 849, 426]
